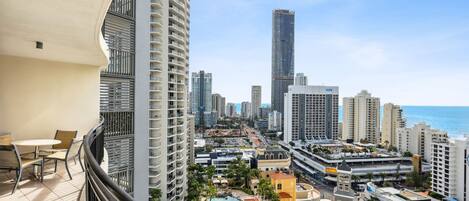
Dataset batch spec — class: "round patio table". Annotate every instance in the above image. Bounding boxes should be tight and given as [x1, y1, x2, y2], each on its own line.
[12, 139, 62, 176]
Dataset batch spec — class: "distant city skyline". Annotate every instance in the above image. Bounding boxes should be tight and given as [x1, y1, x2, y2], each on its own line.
[190, 0, 469, 106]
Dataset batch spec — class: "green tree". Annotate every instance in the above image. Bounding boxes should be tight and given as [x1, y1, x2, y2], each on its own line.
[351, 175, 360, 186]
[405, 171, 424, 188]
[205, 165, 216, 183]
[366, 173, 374, 182]
[294, 170, 303, 182]
[403, 151, 413, 157]
[380, 173, 387, 185]
[187, 164, 209, 200]
[395, 163, 401, 181]
[214, 138, 225, 147]
[205, 144, 214, 152]
[225, 157, 254, 187]
[150, 188, 161, 201]
[257, 178, 279, 201]
[383, 181, 393, 187]
[204, 184, 217, 200]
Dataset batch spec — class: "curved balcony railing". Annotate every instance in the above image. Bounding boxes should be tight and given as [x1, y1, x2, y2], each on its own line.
[83, 118, 133, 201]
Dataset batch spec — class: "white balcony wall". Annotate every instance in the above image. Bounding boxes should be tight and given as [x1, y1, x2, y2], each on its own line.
[0, 0, 111, 142]
[0, 55, 101, 140]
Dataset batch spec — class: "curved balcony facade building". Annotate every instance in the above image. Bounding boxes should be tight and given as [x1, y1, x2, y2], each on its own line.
[134, 0, 190, 200]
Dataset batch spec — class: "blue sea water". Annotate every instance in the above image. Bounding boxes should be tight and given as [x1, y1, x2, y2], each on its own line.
[235, 103, 469, 137]
[400, 106, 469, 137]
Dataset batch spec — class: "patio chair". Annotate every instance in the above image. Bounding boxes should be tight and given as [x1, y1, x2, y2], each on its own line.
[40, 130, 77, 154]
[0, 144, 44, 194]
[0, 133, 37, 158]
[43, 139, 82, 180]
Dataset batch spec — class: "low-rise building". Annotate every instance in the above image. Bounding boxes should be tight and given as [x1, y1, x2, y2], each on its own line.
[194, 148, 256, 176]
[264, 171, 296, 201]
[364, 182, 431, 201]
[296, 183, 321, 201]
[280, 141, 431, 185]
[257, 148, 291, 171]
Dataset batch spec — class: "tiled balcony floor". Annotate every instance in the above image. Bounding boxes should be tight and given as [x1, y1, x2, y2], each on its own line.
[0, 159, 85, 201]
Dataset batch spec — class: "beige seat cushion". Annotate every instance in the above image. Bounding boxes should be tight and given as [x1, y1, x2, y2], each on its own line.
[45, 151, 66, 160]
[38, 148, 68, 156]
[20, 158, 42, 168]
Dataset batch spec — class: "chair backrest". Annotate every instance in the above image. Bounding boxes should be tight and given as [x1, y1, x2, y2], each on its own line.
[0, 144, 20, 169]
[67, 139, 83, 159]
[0, 133, 13, 145]
[53, 130, 77, 149]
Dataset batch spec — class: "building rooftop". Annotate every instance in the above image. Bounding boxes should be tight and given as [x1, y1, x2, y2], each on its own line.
[265, 171, 295, 180]
[257, 148, 289, 160]
[399, 189, 432, 201]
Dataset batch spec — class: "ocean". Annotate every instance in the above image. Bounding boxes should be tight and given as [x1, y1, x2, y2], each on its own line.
[235, 104, 469, 137]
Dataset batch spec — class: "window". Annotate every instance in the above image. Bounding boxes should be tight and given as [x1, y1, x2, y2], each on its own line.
[277, 184, 282, 190]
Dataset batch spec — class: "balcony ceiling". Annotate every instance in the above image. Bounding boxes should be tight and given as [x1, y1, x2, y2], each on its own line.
[0, 0, 111, 67]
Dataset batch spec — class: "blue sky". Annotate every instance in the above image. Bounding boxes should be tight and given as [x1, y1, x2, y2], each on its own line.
[189, 0, 469, 106]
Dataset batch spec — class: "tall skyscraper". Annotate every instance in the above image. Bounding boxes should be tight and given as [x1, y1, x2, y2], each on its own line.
[294, 73, 307, 86]
[191, 70, 216, 127]
[225, 103, 237, 117]
[134, 0, 191, 200]
[212, 93, 225, 119]
[431, 137, 469, 200]
[268, 111, 282, 131]
[283, 85, 339, 143]
[251, 85, 262, 119]
[396, 122, 448, 162]
[381, 103, 406, 146]
[220, 96, 226, 117]
[271, 9, 295, 115]
[241, 101, 252, 119]
[342, 90, 380, 144]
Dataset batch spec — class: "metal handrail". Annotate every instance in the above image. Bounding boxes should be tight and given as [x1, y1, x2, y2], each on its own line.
[83, 118, 133, 201]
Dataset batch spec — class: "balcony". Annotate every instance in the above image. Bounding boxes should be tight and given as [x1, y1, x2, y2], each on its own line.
[0, 120, 133, 201]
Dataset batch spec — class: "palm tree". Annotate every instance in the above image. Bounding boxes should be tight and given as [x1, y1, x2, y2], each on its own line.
[205, 165, 216, 183]
[225, 157, 250, 187]
[204, 184, 217, 201]
[257, 178, 279, 201]
[395, 163, 401, 181]
[380, 173, 387, 185]
[351, 175, 360, 186]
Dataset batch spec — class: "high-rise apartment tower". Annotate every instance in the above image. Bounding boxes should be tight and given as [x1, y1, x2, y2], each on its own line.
[134, 0, 191, 200]
[283, 85, 339, 143]
[381, 103, 406, 147]
[251, 85, 262, 119]
[342, 90, 380, 144]
[191, 70, 216, 127]
[294, 73, 307, 86]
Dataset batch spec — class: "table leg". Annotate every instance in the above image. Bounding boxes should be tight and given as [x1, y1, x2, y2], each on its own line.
[33, 146, 39, 178]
